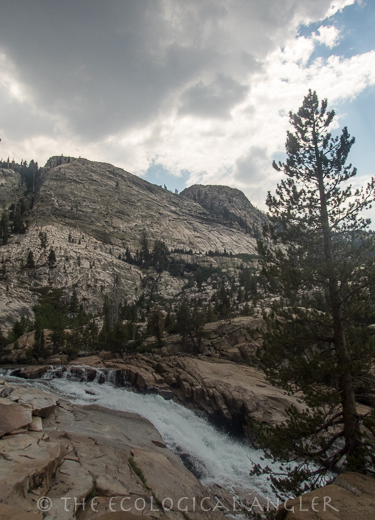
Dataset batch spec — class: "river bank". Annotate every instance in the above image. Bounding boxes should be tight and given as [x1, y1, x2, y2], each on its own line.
[0, 372, 280, 520]
[2, 359, 375, 520]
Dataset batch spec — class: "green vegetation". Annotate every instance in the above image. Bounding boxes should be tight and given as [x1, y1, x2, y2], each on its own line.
[252, 91, 375, 496]
[0, 210, 9, 245]
[128, 457, 148, 487]
[26, 250, 35, 268]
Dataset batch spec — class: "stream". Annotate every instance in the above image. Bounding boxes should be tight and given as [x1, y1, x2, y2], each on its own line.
[1, 365, 282, 502]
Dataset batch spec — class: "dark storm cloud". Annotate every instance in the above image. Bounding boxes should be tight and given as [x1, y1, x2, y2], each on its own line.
[0, 0, 306, 142]
[0, 0, 221, 139]
[0, 0, 355, 165]
[179, 74, 249, 118]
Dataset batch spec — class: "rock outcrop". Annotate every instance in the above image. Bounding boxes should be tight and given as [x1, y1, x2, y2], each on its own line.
[0, 156, 265, 327]
[34, 157, 263, 252]
[11, 350, 303, 433]
[0, 378, 230, 519]
[0, 398, 33, 437]
[275, 472, 375, 520]
[1, 315, 264, 366]
[181, 184, 267, 234]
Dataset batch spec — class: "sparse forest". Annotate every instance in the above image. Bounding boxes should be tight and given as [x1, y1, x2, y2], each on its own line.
[0, 95, 375, 509]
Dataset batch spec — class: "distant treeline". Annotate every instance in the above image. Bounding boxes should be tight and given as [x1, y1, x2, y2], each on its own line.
[0, 158, 40, 193]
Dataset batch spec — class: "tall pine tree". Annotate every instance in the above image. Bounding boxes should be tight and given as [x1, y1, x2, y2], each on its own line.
[0, 210, 9, 245]
[253, 90, 375, 495]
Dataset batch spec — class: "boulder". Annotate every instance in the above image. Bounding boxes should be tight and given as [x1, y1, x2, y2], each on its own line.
[123, 365, 156, 389]
[131, 446, 216, 512]
[8, 387, 58, 417]
[12, 365, 50, 379]
[0, 398, 32, 437]
[98, 350, 114, 360]
[0, 433, 62, 511]
[45, 459, 94, 520]
[29, 416, 43, 432]
[276, 472, 375, 520]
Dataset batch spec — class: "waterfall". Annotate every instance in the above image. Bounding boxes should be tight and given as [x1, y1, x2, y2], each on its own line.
[0, 367, 283, 500]
[36, 365, 119, 385]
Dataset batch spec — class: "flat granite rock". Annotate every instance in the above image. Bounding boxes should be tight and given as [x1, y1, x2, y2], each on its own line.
[0, 503, 41, 520]
[0, 398, 33, 437]
[275, 472, 375, 520]
[8, 386, 58, 417]
[0, 382, 228, 520]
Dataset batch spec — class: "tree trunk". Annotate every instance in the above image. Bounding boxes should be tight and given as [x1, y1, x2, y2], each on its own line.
[314, 125, 360, 459]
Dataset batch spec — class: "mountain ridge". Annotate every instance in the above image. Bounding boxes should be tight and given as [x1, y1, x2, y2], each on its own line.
[0, 155, 263, 327]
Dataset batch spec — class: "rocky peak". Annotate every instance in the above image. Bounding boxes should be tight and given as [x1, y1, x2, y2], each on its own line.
[30, 157, 259, 252]
[0, 156, 262, 327]
[43, 156, 77, 168]
[181, 184, 267, 235]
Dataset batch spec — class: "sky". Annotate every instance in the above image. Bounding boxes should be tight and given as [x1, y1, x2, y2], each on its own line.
[0, 0, 374, 217]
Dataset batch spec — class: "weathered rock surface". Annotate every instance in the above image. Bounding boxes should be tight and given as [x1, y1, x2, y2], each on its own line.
[0, 431, 62, 513]
[0, 381, 228, 519]
[0, 398, 33, 437]
[275, 472, 375, 520]
[181, 184, 267, 233]
[0, 167, 22, 209]
[10, 365, 51, 379]
[43, 351, 304, 432]
[35, 157, 261, 253]
[0, 156, 263, 327]
[7, 385, 58, 417]
[0, 503, 40, 520]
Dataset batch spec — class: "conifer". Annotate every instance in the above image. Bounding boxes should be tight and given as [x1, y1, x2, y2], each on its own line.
[253, 90, 375, 495]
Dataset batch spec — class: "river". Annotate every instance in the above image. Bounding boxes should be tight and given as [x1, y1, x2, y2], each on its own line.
[1, 366, 281, 502]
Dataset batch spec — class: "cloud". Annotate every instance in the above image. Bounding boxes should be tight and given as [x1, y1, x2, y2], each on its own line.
[313, 25, 341, 48]
[0, 0, 372, 212]
[178, 74, 249, 118]
[234, 146, 269, 184]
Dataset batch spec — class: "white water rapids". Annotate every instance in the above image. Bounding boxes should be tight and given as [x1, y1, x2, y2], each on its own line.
[1, 368, 282, 501]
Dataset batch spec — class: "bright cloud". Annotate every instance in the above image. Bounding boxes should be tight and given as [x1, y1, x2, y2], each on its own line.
[313, 25, 341, 48]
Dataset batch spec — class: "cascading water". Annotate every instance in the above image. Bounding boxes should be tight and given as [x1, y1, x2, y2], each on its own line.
[0, 366, 281, 501]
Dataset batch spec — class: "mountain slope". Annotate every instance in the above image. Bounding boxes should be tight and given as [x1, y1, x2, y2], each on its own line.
[31, 157, 258, 253]
[181, 184, 266, 236]
[0, 156, 262, 327]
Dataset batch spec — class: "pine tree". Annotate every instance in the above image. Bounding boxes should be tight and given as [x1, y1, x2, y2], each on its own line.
[48, 249, 57, 268]
[152, 239, 169, 272]
[33, 319, 45, 359]
[140, 229, 150, 267]
[176, 298, 205, 352]
[39, 231, 47, 249]
[253, 90, 375, 495]
[13, 204, 25, 234]
[0, 210, 9, 245]
[148, 306, 165, 347]
[50, 319, 65, 355]
[69, 288, 79, 320]
[0, 326, 7, 353]
[0, 258, 6, 280]
[194, 267, 204, 290]
[26, 250, 35, 269]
